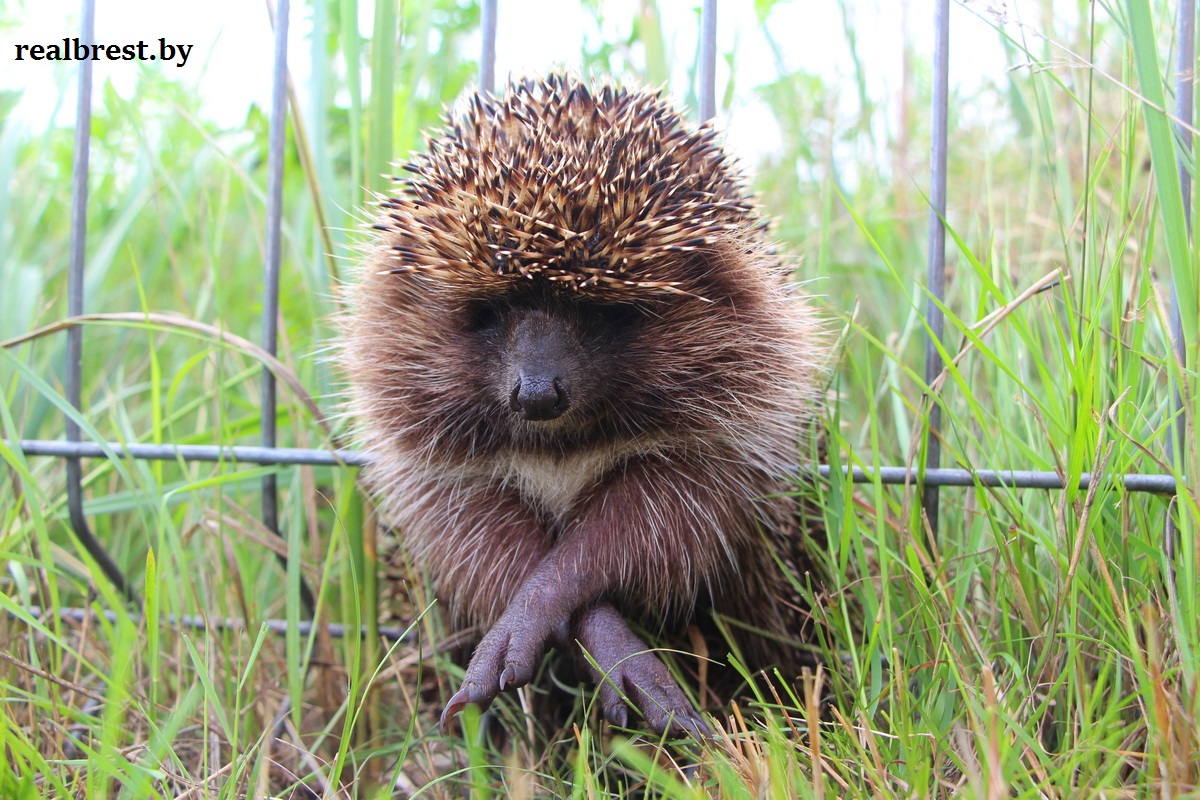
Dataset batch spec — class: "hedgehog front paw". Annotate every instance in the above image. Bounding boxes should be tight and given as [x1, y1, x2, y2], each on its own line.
[574, 603, 710, 739]
[439, 601, 570, 734]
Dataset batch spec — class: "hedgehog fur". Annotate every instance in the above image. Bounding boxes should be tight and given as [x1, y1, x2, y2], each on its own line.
[345, 75, 827, 737]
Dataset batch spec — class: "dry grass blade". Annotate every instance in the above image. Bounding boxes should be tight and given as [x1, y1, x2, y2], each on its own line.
[1, 312, 333, 437]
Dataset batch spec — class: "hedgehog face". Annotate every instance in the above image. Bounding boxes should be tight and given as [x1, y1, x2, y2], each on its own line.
[427, 269, 772, 453]
[463, 285, 647, 430]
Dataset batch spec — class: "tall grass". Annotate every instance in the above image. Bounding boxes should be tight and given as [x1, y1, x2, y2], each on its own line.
[1, 0, 1197, 796]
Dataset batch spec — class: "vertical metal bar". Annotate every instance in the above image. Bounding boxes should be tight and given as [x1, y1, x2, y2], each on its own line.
[922, 0, 951, 540]
[261, 0, 287, 544]
[262, 0, 313, 612]
[66, 0, 130, 599]
[480, 0, 497, 94]
[699, 0, 717, 121]
[1167, 0, 1195, 561]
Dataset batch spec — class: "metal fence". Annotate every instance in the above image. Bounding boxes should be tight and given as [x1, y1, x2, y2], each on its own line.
[8, 0, 1191, 621]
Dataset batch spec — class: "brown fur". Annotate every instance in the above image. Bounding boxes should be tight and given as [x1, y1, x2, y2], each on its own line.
[344, 76, 826, 723]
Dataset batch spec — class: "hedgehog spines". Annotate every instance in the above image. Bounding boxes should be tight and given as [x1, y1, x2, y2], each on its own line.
[368, 75, 759, 302]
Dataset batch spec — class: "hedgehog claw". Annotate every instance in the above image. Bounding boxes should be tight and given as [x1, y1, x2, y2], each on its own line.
[443, 599, 568, 733]
[600, 650, 710, 738]
[440, 684, 480, 735]
[603, 699, 628, 729]
[574, 603, 710, 740]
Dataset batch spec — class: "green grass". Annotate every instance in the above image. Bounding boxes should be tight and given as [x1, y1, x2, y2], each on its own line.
[1, 0, 1198, 796]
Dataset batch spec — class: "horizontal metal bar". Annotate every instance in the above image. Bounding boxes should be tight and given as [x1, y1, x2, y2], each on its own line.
[13, 439, 1178, 494]
[817, 465, 1177, 495]
[17, 605, 413, 642]
[17, 439, 368, 467]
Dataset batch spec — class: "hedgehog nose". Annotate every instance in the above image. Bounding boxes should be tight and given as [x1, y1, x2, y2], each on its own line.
[511, 372, 569, 421]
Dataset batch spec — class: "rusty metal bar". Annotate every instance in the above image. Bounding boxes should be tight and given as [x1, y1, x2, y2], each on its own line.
[699, 0, 717, 121]
[14, 440, 1179, 494]
[65, 0, 131, 600]
[922, 0, 951, 540]
[480, 0, 497, 93]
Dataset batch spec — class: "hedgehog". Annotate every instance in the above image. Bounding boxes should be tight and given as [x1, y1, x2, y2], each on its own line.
[344, 75, 826, 737]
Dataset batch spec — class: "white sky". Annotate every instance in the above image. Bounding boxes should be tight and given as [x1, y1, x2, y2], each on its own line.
[0, 1, 1015, 164]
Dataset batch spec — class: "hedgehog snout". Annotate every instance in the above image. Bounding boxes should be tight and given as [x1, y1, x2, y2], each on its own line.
[510, 371, 570, 420]
[506, 309, 579, 422]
